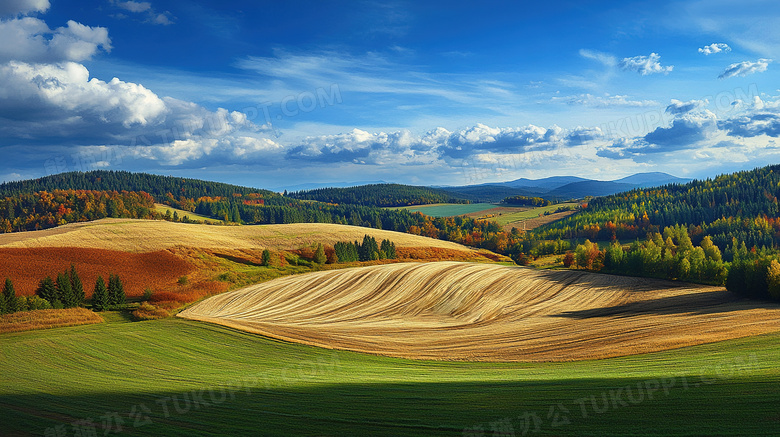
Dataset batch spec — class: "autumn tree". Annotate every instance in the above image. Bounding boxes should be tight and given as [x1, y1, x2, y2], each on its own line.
[314, 243, 327, 264]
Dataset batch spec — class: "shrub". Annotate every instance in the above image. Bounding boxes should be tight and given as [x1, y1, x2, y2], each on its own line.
[26, 295, 52, 311]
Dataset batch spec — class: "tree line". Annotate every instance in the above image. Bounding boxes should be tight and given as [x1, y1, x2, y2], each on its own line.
[334, 235, 397, 262]
[0, 268, 125, 315]
[503, 195, 552, 207]
[287, 184, 468, 207]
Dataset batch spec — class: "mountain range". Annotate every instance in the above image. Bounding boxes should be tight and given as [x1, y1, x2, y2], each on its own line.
[438, 172, 692, 202]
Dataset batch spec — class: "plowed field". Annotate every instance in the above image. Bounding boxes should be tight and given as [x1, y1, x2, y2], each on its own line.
[0, 247, 195, 297]
[180, 261, 780, 362]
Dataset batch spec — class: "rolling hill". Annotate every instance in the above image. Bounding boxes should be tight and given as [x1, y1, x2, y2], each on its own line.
[439, 172, 691, 202]
[179, 261, 780, 362]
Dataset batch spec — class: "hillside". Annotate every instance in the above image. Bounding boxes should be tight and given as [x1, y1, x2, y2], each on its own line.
[0, 218, 476, 253]
[0, 170, 275, 200]
[287, 183, 467, 207]
[179, 261, 780, 362]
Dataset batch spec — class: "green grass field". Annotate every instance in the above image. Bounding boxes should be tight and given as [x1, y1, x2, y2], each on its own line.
[492, 203, 579, 226]
[396, 203, 498, 217]
[2, 317, 778, 436]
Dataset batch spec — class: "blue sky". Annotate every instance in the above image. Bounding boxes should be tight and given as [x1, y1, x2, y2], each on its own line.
[1, 0, 779, 189]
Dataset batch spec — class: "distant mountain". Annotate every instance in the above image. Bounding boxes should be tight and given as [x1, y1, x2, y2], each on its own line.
[545, 181, 637, 200]
[439, 172, 690, 202]
[613, 172, 691, 187]
[272, 180, 388, 192]
[503, 176, 589, 190]
[440, 185, 541, 203]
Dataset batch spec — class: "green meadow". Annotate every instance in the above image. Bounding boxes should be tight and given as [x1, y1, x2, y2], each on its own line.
[2, 316, 778, 436]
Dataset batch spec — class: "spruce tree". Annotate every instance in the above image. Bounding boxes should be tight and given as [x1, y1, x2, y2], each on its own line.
[108, 274, 126, 307]
[92, 276, 109, 311]
[69, 265, 85, 307]
[36, 276, 58, 306]
[0, 278, 11, 314]
[261, 249, 271, 266]
[56, 272, 75, 308]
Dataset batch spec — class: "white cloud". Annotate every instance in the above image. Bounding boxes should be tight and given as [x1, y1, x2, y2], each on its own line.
[666, 98, 708, 115]
[579, 49, 617, 67]
[0, 0, 49, 16]
[698, 43, 731, 55]
[0, 61, 166, 129]
[110, 0, 173, 25]
[115, 1, 151, 13]
[553, 93, 659, 108]
[0, 18, 111, 63]
[718, 58, 772, 79]
[619, 53, 674, 75]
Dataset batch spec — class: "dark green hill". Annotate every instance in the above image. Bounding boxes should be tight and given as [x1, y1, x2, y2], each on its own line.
[287, 183, 468, 207]
[0, 170, 276, 201]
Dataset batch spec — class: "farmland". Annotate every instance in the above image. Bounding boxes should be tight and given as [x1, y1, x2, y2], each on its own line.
[180, 261, 780, 362]
[396, 203, 498, 217]
[153, 203, 221, 224]
[0, 218, 475, 253]
[1, 316, 778, 436]
[0, 247, 194, 298]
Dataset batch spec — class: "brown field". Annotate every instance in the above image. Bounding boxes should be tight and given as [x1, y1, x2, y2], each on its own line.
[0, 308, 103, 334]
[179, 261, 780, 362]
[0, 219, 475, 253]
[0, 247, 195, 298]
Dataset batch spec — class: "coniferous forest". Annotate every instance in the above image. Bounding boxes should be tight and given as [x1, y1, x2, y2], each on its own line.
[287, 183, 468, 207]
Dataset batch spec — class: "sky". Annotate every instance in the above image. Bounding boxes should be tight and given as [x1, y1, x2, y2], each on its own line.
[1, 0, 779, 190]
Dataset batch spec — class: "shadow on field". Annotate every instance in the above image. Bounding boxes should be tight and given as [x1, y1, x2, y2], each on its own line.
[3, 376, 778, 436]
[554, 289, 780, 319]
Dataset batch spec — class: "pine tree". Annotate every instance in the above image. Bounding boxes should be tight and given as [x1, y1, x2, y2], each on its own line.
[92, 276, 109, 311]
[108, 274, 126, 307]
[36, 276, 58, 306]
[0, 278, 11, 314]
[56, 272, 75, 308]
[69, 265, 85, 307]
[313, 243, 327, 264]
[261, 249, 271, 266]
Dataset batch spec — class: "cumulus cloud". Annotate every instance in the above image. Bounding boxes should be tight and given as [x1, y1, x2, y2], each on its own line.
[666, 99, 708, 115]
[698, 43, 731, 55]
[0, 0, 49, 16]
[643, 109, 718, 149]
[0, 18, 111, 63]
[619, 53, 673, 75]
[718, 58, 772, 79]
[283, 123, 575, 166]
[0, 61, 165, 133]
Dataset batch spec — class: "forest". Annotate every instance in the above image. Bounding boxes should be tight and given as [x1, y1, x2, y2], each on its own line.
[287, 183, 468, 207]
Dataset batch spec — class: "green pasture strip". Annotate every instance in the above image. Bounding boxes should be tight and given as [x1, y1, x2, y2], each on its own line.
[1, 318, 778, 436]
